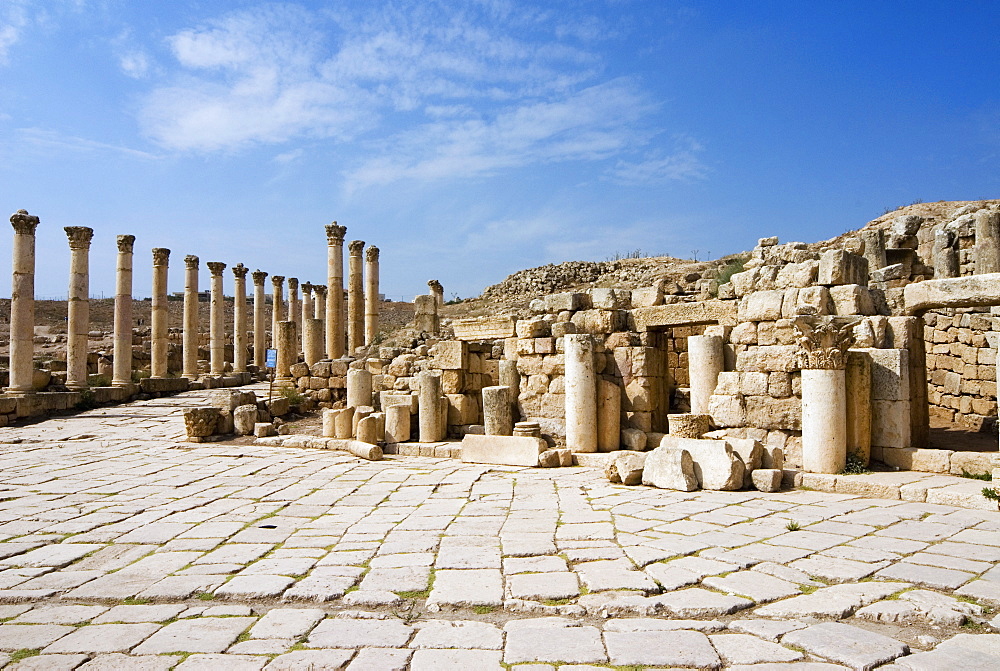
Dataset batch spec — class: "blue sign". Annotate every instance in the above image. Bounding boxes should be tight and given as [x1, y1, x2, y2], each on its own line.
[265, 349, 278, 368]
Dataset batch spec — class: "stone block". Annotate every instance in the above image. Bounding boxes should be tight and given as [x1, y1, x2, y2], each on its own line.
[590, 288, 631, 310]
[440, 370, 465, 394]
[880, 447, 951, 473]
[871, 399, 911, 448]
[433, 341, 467, 370]
[546, 292, 590, 312]
[621, 428, 647, 451]
[866, 348, 910, 401]
[460, 434, 547, 467]
[233, 404, 258, 436]
[739, 371, 769, 396]
[612, 452, 646, 485]
[667, 413, 710, 438]
[630, 285, 663, 307]
[446, 394, 478, 426]
[796, 286, 832, 315]
[775, 260, 819, 288]
[452, 316, 516, 341]
[736, 345, 799, 372]
[253, 422, 276, 438]
[659, 436, 745, 490]
[830, 284, 875, 315]
[515, 319, 549, 339]
[751, 469, 783, 492]
[708, 394, 745, 428]
[744, 395, 801, 431]
[184, 407, 218, 437]
[819, 249, 869, 286]
[738, 290, 784, 321]
[572, 309, 628, 335]
[642, 447, 697, 491]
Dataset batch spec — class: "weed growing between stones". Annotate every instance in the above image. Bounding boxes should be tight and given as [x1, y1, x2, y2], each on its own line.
[841, 451, 870, 475]
[785, 520, 801, 531]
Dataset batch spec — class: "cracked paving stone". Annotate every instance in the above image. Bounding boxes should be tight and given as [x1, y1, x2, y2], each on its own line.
[249, 608, 324, 640]
[347, 647, 412, 670]
[507, 572, 580, 601]
[173, 653, 267, 670]
[428, 568, 503, 606]
[307, 617, 413, 648]
[214, 575, 295, 599]
[0, 624, 74, 651]
[75, 653, 175, 670]
[42, 623, 162, 654]
[263, 649, 355, 670]
[131, 617, 256, 654]
[782, 621, 909, 669]
[709, 633, 804, 665]
[411, 619, 503, 650]
[702, 570, 801, 603]
[652, 588, 754, 618]
[874, 562, 975, 590]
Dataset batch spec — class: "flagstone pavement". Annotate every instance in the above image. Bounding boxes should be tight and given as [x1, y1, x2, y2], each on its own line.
[0, 384, 996, 669]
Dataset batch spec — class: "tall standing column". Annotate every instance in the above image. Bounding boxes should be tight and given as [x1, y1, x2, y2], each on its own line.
[347, 240, 365, 354]
[275, 321, 297, 381]
[207, 262, 226, 375]
[301, 282, 313, 353]
[325, 223, 346, 359]
[365, 246, 380, 346]
[150, 248, 170, 378]
[252, 270, 268, 368]
[64, 226, 94, 390]
[565, 334, 598, 453]
[232, 264, 248, 373]
[182, 255, 200, 380]
[688, 334, 725, 414]
[112, 235, 135, 387]
[6, 210, 39, 394]
[288, 277, 300, 349]
[313, 285, 326, 320]
[428, 280, 444, 309]
[271, 275, 285, 348]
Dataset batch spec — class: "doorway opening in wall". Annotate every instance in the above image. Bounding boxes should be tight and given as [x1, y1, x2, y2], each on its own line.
[655, 324, 709, 430]
[924, 307, 998, 453]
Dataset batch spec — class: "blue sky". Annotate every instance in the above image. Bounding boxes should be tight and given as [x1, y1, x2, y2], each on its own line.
[1, 1, 998, 301]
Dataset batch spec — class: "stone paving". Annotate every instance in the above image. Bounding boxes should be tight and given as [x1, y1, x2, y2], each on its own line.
[0, 386, 997, 668]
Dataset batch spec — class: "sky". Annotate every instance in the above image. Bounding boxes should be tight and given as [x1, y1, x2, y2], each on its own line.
[1, 0, 998, 301]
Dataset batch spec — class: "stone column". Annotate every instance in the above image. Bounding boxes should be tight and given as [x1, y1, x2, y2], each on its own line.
[861, 228, 887, 271]
[303, 318, 324, 366]
[112, 235, 135, 388]
[275, 321, 297, 381]
[150, 248, 170, 378]
[428, 279, 444, 309]
[414, 295, 439, 334]
[975, 209, 1000, 274]
[64, 226, 94, 390]
[301, 282, 313, 353]
[365, 246, 380, 346]
[325, 223, 346, 359]
[565, 333, 598, 453]
[597, 379, 621, 452]
[845, 350, 872, 465]
[251, 270, 268, 368]
[347, 368, 373, 408]
[688, 334, 725, 415]
[482, 386, 513, 436]
[6, 210, 39, 394]
[418, 371, 445, 442]
[385, 404, 411, 444]
[271, 275, 285, 347]
[795, 316, 855, 473]
[182, 255, 200, 380]
[207, 262, 226, 375]
[288, 277, 300, 348]
[347, 240, 365, 353]
[313, 285, 326, 320]
[499, 359, 520, 422]
[232, 264, 248, 373]
[933, 229, 959, 279]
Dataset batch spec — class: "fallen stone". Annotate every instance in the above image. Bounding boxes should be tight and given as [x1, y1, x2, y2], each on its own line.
[752, 468, 783, 492]
[658, 436, 745, 490]
[641, 447, 697, 491]
[461, 434, 546, 467]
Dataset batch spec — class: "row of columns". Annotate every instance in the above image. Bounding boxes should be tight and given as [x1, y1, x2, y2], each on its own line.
[5, 212, 383, 394]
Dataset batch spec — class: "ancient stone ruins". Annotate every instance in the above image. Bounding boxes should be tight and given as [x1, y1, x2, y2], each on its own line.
[3, 203, 1000, 668]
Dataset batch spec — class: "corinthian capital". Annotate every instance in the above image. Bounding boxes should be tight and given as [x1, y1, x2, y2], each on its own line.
[152, 248, 171, 266]
[325, 222, 347, 244]
[10, 209, 39, 235]
[251, 270, 268, 285]
[348, 240, 365, 255]
[365, 245, 379, 262]
[232, 263, 248, 279]
[794, 316, 860, 370]
[64, 226, 94, 250]
[117, 235, 136, 253]
[184, 254, 199, 270]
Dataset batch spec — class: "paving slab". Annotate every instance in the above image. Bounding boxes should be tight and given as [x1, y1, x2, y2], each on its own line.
[782, 621, 909, 669]
[42, 622, 161, 653]
[604, 629, 720, 668]
[307, 618, 413, 648]
[131, 617, 256, 654]
[263, 649, 354, 670]
[503, 618, 607, 665]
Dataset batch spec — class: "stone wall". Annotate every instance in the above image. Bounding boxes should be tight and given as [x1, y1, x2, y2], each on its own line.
[925, 307, 998, 431]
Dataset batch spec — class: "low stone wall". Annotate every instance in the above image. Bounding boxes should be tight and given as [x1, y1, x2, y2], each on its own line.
[925, 307, 998, 431]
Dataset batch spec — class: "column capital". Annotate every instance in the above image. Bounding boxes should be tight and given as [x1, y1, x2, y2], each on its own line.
[348, 239, 365, 255]
[366, 245, 380, 262]
[232, 263, 248, 279]
[325, 222, 347, 244]
[428, 279, 442, 292]
[152, 248, 170, 266]
[313, 284, 326, 296]
[184, 254, 199, 269]
[794, 316, 860, 370]
[271, 275, 285, 287]
[288, 277, 299, 291]
[207, 261, 226, 276]
[64, 226, 94, 250]
[252, 269, 268, 285]
[301, 281, 313, 294]
[10, 209, 39, 234]
[116, 234, 136, 253]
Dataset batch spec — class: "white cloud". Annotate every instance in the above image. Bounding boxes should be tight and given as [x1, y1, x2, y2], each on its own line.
[607, 135, 709, 184]
[0, 1, 29, 65]
[17, 127, 160, 160]
[118, 50, 149, 78]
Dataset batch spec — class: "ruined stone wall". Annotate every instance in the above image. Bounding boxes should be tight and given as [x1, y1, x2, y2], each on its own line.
[925, 307, 998, 431]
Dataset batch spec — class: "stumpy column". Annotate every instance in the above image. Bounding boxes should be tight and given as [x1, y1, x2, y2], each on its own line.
[112, 235, 135, 388]
[275, 321, 297, 381]
[207, 262, 227, 375]
[6, 210, 39, 394]
[325, 223, 346, 359]
[182, 255, 200, 380]
[150, 248, 170, 378]
[271, 275, 285, 347]
[64, 226, 94, 390]
[688, 334, 725, 414]
[428, 279, 444, 309]
[252, 270, 268, 368]
[365, 246, 379, 345]
[232, 264, 248, 373]
[565, 334, 598, 453]
[347, 240, 365, 353]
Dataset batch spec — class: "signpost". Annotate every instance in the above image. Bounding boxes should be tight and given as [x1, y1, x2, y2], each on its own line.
[265, 348, 277, 400]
